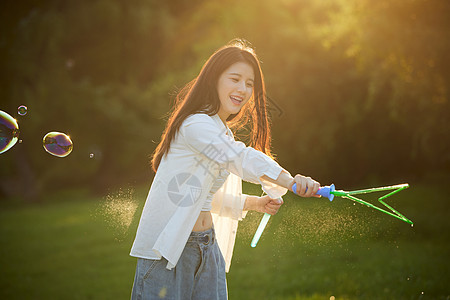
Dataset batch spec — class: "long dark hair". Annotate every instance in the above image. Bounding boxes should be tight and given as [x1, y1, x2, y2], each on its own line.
[151, 39, 273, 172]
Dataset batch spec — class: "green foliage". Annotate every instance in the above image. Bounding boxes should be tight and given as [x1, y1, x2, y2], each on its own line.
[1, 0, 449, 199]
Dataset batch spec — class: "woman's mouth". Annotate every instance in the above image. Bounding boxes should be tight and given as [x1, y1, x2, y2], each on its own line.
[230, 95, 243, 105]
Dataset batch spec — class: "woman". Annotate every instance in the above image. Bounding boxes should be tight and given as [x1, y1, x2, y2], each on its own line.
[130, 39, 320, 300]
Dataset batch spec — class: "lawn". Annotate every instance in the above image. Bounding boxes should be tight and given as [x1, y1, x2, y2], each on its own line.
[0, 183, 449, 299]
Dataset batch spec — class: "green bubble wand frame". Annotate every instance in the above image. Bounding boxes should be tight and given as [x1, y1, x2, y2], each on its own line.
[251, 183, 412, 247]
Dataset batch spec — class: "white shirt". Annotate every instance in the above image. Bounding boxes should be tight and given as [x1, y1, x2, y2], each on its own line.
[129, 113, 288, 272]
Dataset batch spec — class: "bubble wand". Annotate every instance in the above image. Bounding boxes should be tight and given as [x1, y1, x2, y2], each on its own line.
[250, 183, 412, 247]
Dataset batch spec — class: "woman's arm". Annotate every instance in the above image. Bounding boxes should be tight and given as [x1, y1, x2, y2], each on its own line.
[260, 169, 321, 198]
[181, 115, 320, 198]
[181, 116, 285, 187]
[243, 169, 320, 215]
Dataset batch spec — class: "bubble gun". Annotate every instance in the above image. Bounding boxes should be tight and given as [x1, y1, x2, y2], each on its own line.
[250, 183, 412, 247]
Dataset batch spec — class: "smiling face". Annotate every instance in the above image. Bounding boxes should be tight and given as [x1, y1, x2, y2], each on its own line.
[216, 61, 255, 124]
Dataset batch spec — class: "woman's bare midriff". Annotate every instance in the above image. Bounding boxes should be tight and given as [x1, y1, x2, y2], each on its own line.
[192, 211, 213, 232]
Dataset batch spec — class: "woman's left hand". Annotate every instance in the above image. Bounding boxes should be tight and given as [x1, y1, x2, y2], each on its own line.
[254, 195, 284, 215]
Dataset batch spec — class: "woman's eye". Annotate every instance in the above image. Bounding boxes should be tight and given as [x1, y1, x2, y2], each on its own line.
[230, 78, 239, 82]
[246, 83, 254, 88]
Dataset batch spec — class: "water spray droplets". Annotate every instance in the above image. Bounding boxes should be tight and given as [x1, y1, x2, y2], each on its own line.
[98, 188, 139, 239]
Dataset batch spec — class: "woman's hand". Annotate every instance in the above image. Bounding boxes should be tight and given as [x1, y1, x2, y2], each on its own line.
[260, 170, 320, 198]
[245, 195, 284, 215]
[290, 174, 321, 198]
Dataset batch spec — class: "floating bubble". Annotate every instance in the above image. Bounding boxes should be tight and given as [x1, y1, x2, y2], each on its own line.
[66, 59, 75, 69]
[89, 153, 94, 159]
[17, 105, 27, 116]
[43, 131, 73, 157]
[0, 110, 20, 154]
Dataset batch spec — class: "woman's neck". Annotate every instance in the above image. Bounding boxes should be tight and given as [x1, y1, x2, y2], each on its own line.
[217, 111, 229, 127]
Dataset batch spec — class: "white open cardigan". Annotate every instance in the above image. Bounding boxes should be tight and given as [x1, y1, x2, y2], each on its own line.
[130, 113, 288, 272]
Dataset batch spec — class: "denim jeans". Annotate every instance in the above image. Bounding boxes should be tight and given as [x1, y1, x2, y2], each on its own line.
[131, 228, 227, 300]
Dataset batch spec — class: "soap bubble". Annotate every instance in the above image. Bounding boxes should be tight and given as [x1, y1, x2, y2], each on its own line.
[66, 59, 75, 69]
[17, 105, 27, 116]
[0, 110, 20, 154]
[43, 131, 73, 157]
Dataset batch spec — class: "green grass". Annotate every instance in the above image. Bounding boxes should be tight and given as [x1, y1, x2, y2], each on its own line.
[0, 183, 449, 299]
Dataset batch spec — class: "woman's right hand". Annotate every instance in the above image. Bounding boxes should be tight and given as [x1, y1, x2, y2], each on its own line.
[254, 195, 284, 215]
[244, 195, 284, 215]
[290, 174, 321, 198]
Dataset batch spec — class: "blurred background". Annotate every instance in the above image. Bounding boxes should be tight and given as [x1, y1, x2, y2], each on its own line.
[0, 0, 449, 299]
[1, 0, 449, 200]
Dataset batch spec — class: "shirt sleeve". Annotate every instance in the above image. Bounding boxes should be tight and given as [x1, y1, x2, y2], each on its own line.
[181, 115, 288, 199]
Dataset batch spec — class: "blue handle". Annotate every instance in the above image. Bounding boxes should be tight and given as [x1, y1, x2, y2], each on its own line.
[292, 183, 335, 201]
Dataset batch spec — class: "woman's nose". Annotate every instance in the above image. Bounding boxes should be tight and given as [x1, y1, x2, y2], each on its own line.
[237, 81, 246, 93]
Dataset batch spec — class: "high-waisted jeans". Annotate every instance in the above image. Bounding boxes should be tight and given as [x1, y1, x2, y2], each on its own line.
[131, 227, 227, 300]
